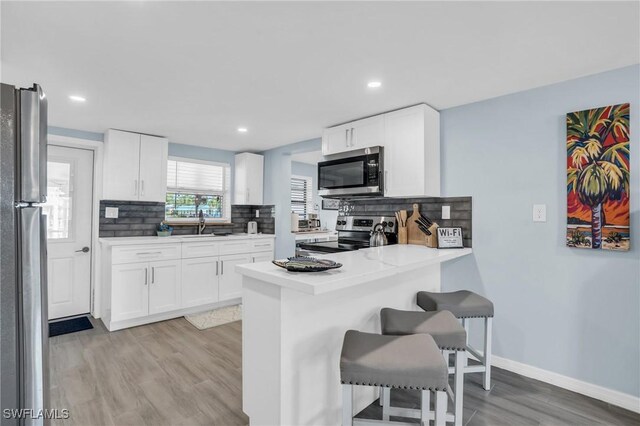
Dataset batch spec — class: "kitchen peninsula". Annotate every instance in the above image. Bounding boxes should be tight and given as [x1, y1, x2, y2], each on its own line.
[237, 244, 472, 425]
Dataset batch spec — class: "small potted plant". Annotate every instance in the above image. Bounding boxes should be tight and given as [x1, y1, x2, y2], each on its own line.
[157, 221, 173, 237]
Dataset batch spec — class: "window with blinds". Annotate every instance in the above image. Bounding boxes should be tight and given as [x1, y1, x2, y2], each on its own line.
[291, 175, 313, 219]
[165, 157, 231, 221]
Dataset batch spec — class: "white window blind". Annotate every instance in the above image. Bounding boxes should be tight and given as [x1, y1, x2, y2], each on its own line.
[166, 157, 231, 221]
[167, 159, 228, 194]
[291, 175, 313, 219]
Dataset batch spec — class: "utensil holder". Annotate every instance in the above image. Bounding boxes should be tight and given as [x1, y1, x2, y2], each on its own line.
[398, 227, 408, 244]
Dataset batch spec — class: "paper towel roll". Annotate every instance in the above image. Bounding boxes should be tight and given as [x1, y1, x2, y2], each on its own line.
[291, 212, 299, 232]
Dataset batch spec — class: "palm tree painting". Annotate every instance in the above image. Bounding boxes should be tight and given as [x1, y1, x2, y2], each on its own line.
[567, 103, 630, 251]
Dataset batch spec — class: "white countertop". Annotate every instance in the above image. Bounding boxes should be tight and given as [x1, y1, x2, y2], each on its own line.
[237, 244, 472, 295]
[99, 233, 275, 246]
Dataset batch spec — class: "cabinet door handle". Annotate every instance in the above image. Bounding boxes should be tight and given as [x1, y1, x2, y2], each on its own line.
[151, 267, 155, 283]
[141, 180, 145, 196]
[247, 188, 250, 202]
[350, 128, 354, 147]
[137, 251, 162, 257]
[144, 268, 148, 285]
[221, 261, 224, 275]
[134, 180, 138, 196]
[216, 261, 219, 276]
[345, 129, 349, 147]
[252, 257, 255, 262]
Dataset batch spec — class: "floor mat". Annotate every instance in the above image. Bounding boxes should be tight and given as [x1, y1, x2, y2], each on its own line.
[49, 316, 93, 337]
[185, 305, 242, 330]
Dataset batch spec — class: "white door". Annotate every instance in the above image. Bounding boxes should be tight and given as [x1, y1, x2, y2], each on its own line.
[148, 260, 181, 314]
[181, 257, 219, 308]
[44, 145, 94, 320]
[138, 134, 168, 202]
[219, 253, 252, 301]
[111, 262, 149, 321]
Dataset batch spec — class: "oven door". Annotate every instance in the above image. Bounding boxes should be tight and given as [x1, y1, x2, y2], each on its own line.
[318, 147, 383, 197]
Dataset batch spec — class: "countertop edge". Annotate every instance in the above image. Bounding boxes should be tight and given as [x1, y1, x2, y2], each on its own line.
[99, 234, 276, 246]
[237, 247, 472, 295]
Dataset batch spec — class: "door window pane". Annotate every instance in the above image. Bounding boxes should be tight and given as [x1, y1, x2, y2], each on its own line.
[43, 161, 72, 239]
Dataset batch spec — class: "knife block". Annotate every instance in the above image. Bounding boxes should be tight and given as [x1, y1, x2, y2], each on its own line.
[425, 223, 439, 248]
[407, 203, 439, 248]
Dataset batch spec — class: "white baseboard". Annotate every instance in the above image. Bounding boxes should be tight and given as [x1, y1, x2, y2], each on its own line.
[492, 355, 640, 414]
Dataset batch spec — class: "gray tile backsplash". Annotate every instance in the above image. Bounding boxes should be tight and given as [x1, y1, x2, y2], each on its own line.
[338, 196, 472, 247]
[99, 201, 275, 237]
[99, 201, 165, 237]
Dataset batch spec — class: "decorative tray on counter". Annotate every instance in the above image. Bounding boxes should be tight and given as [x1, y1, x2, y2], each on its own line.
[272, 256, 342, 272]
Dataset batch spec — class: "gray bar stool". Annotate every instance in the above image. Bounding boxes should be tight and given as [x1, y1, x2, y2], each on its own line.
[380, 308, 466, 426]
[417, 290, 494, 390]
[340, 330, 448, 426]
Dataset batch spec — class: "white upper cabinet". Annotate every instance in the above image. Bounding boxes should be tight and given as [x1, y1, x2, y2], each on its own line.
[384, 104, 440, 197]
[321, 104, 440, 197]
[350, 115, 385, 150]
[322, 123, 352, 156]
[322, 116, 385, 155]
[103, 129, 168, 202]
[234, 152, 264, 205]
[138, 134, 169, 202]
[103, 130, 141, 200]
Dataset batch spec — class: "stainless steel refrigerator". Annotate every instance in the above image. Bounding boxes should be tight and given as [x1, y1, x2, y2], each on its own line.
[0, 83, 49, 426]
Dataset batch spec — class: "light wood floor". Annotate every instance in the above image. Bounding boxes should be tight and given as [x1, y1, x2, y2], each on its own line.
[50, 317, 639, 426]
[50, 317, 247, 425]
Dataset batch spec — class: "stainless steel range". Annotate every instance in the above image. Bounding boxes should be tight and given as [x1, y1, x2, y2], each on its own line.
[297, 215, 397, 255]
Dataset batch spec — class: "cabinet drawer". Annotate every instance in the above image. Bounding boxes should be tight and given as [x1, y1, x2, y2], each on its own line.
[250, 239, 274, 252]
[182, 242, 220, 259]
[112, 244, 181, 264]
[219, 239, 252, 255]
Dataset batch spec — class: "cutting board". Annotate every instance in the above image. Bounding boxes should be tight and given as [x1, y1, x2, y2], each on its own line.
[407, 203, 439, 247]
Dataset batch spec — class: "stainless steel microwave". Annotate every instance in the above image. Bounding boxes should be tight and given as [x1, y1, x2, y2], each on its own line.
[318, 146, 383, 197]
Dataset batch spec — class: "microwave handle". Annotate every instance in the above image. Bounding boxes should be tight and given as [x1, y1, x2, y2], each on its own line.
[383, 170, 387, 194]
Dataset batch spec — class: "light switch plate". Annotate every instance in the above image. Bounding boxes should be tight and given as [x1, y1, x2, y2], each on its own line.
[533, 204, 546, 222]
[255, 210, 260, 218]
[105, 207, 119, 219]
[441, 205, 451, 220]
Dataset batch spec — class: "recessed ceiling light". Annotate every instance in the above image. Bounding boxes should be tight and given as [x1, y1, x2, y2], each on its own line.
[68, 95, 86, 102]
[237, 127, 248, 133]
[367, 81, 382, 89]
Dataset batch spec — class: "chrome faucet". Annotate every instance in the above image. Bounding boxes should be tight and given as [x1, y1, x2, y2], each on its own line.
[198, 210, 206, 235]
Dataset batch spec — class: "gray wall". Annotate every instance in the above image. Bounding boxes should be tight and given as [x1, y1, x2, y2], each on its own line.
[262, 138, 322, 257]
[291, 160, 338, 230]
[441, 65, 639, 397]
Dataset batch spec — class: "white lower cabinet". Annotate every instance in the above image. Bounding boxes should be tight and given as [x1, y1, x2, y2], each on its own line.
[148, 260, 181, 315]
[111, 262, 149, 322]
[181, 256, 219, 308]
[252, 252, 274, 263]
[219, 253, 252, 301]
[103, 237, 275, 331]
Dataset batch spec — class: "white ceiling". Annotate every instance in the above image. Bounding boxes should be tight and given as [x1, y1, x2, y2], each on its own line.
[2, 2, 638, 151]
